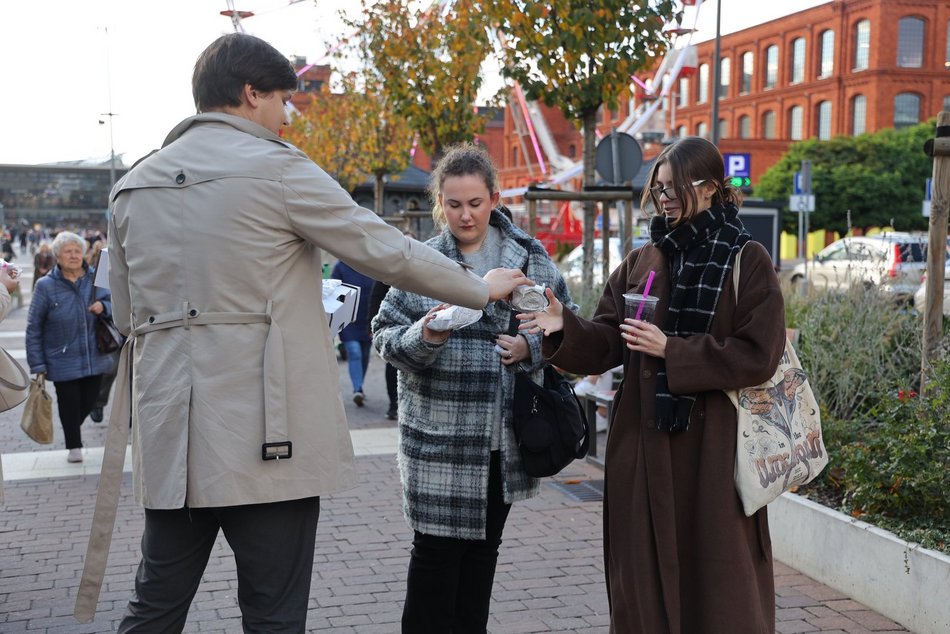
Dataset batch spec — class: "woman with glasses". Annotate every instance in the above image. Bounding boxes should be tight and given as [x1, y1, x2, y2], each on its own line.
[518, 136, 786, 633]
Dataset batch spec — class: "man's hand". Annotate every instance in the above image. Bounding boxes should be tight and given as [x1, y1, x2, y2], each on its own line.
[483, 268, 534, 303]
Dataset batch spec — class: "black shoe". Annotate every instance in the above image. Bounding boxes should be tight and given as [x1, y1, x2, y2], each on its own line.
[353, 391, 365, 407]
[386, 405, 397, 420]
[90, 407, 103, 423]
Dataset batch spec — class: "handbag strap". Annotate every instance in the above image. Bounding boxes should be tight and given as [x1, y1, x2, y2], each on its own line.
[732, 243, 746, 304]
[0, 347, 30, 390]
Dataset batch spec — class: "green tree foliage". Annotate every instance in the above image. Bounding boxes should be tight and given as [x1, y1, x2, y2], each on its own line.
[351, 0, 491, 159]
[757, 121, 935, 234]
[488, 0, 680, 291]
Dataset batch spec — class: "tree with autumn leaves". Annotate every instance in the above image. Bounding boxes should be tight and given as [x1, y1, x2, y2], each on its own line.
[488, 0, 680, 291]
[350, 0, 492, 160]
[283, 74, 413, 214]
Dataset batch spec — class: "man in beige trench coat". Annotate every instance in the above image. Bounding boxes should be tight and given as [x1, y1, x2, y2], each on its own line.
[102, 33, 531, 632]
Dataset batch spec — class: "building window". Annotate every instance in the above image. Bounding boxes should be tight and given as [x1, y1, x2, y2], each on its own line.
[897, 17, 925, 68]
[512, 147, 519, 166]
[741, 52, 754, 94]
[719, 57, 730, 99]
[697, 121, 708, 138]
[678, 76, 689, 107]
[944, 95, 950, 112]
[738, 115, 751, 139]
[789, 105, 804, 140]
[791, 38, 806, 84]
[765, 45, 778, 89]
[894, 93, 921, 129]
[819, 30, 835, 77]
[817, 101, 832, 140]
[676, 125, 687, 139]
[719, 118, 729, 139]
[762, 110, 776, 139]
[946, 21, 950, 69]
[852, 94, 867, 135]
[854, 20, 870, 70]
[698, 64, 709, 103]
[568, 144, 576, 158]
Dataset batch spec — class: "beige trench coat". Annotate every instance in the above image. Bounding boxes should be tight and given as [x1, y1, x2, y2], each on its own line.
[108, 113, 489, 510]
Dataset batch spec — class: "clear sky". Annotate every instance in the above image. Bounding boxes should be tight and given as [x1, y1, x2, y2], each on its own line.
[0, 0, 830, 166]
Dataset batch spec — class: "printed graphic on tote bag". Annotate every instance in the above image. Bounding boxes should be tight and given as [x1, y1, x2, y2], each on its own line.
[736, 348, 824, 491]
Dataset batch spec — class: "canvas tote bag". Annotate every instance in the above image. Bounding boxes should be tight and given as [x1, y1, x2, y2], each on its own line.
[0, 346, 30, 412]
[20, 374, 53, 444]
[727, 245, 828, 516]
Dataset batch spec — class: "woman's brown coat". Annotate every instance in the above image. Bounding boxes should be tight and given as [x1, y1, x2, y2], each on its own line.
[546, 241, 786, 633]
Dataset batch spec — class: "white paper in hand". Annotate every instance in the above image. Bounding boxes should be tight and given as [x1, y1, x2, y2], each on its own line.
[426, 306, 483, 332]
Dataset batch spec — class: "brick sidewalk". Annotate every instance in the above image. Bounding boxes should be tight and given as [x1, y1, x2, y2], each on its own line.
[0, 269, 910, 633]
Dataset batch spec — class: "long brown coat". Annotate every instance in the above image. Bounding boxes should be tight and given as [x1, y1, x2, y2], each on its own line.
[546, 241, 785, 634]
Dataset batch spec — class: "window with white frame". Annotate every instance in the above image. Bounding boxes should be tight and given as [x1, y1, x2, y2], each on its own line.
[817, 101, 832, 140]
[854, 20, 870, 70]
[719, 118, 729, 139]
[697, 121, 708, 138]
[678, 76, 689, 107]
[893, 93, 921, 129]
[739, 115, 751, 139]
[765, 45, 778, 89]
[819, 30, 834, 77]
[719, 57, 730, 99]
[791, 38, 806, 84]
[789, 105, 804, 140]
[897, 17, 925, 68]
[762, 110, 776, 139]
[851, 95, 867, 135]
[741, 52, 753, 93]
[698, 64, 709, 103]
[677, 125, 687, 139]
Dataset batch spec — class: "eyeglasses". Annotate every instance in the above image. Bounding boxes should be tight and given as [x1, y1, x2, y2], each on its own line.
[649, 179, 707, 200]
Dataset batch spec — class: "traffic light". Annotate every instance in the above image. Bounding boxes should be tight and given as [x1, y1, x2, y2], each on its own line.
[728, 176, 751, 188]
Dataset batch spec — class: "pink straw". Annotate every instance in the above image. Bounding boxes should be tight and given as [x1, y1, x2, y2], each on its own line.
[635, 271, 656, 320]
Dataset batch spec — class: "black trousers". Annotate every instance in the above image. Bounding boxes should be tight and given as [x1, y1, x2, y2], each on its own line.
[402, 451, 512, 634]
[119, 496, 320, 634]
[94, 350, 120, 409]
[53, 374, 102, 449]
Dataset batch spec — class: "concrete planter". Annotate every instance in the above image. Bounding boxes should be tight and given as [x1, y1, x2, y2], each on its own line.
[769, 493, 950, 634]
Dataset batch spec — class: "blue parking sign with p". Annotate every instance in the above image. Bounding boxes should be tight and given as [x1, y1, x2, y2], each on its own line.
[724, 153, 750, 178]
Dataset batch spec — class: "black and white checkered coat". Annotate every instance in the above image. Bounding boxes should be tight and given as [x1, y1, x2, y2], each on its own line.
[372, 212, 575, 539]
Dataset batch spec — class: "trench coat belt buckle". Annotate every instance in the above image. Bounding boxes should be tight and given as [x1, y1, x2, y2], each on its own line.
[131, 301, 292, 460]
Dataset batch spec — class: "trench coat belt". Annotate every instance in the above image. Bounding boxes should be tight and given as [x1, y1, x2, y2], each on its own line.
[74, 300, 288, 623]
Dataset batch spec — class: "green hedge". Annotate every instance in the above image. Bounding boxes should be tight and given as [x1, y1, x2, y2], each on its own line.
[787, 286, 949, 553]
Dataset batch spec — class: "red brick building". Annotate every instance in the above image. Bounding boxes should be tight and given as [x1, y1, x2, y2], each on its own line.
[674, 0, 950, 183]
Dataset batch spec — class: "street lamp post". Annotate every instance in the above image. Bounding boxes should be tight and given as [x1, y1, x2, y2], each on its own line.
[710, 0, 722, 146]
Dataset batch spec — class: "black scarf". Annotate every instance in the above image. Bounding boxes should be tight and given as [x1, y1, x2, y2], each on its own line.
[649, 203, 750, 432]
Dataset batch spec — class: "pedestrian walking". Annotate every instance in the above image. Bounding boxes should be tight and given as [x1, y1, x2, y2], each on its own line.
[90, 33, 532, 632]
[0, 263, 20, 502]
[373, 144, 575, 633]
[32, 242, 55, 291]
[518, 136, 786, 633]
[25, 231, 113, 463]
[330, 259, 376, 406]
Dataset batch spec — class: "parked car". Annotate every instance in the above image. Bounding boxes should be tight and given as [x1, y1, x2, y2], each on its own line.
[559, 236, 650, 287]
[913, 268, 950, 315]
[790, 234, 940, 298]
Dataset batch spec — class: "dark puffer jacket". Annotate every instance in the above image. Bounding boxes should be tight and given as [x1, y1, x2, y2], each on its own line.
[26, 264, 114, 382]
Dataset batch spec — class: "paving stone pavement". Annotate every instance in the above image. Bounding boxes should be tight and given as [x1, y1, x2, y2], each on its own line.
[0, 260, 911, 632]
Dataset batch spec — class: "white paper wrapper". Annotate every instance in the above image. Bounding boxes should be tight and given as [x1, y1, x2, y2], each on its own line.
[510, 284, 549, 312]
[426, 306, 483, 332]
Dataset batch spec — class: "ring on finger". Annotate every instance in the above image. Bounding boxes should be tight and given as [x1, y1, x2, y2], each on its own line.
[507, 351, 513, 359]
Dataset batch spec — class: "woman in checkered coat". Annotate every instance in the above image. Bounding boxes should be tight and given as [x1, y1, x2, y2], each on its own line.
[373, 144, 574, 633]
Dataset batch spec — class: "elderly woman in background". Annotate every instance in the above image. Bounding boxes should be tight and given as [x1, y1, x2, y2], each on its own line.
[26, 231, 114, 463]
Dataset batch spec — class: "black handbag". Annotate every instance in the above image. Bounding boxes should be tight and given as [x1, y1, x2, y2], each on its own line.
[512, 366, 590, 477]
[95, 315, 123, 354]
[88, 279, 123, 354]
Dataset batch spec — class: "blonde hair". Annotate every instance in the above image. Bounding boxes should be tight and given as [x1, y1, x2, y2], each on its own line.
[428, 143, 499, 226]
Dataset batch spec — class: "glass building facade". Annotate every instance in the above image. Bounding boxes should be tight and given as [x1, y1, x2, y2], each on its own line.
[0, 163, 126, 227]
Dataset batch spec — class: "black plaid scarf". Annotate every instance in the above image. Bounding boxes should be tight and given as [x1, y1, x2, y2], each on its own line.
[649, 203, 750, 432]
